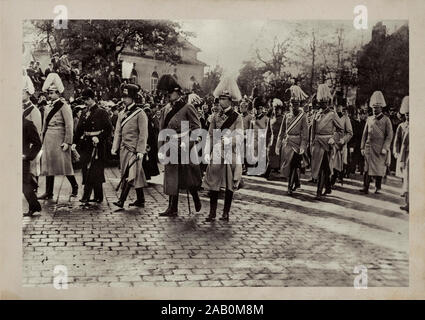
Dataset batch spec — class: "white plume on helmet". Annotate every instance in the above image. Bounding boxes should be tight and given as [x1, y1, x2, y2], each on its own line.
[400, 96, 409, 114]
[42, 72, 65, 93]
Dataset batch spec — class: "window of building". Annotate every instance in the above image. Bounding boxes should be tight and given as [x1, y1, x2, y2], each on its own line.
[151, 71, 159, 91]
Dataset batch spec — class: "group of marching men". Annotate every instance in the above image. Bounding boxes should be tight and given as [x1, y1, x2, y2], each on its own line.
[22, 71, 410, 220]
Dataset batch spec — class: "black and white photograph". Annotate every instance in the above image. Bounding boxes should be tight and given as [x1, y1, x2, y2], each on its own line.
[1, 0, 423, 301]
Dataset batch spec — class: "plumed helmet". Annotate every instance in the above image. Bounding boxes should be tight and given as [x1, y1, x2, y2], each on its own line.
[42, 72, 64, 93]
[188, 93, 202, 105]
[290, 85, 308, 101]
[213, 76, 242, 102]
[400, 96, 409, 114]
[157, 74, 182, 94]
[272, 98, 283, 107]
[369, 91, 386, 108]
[23, 75, 35, 95]
[316, 83, 332, 102]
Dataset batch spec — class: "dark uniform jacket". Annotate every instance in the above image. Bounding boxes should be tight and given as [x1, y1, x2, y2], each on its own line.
[159, 97, 202, 195]
[75, 104, 113, 184]
[23, 118, 42, 185]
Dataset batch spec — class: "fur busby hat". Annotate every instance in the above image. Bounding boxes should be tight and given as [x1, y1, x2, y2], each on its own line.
[23, 75, 35, 95]
[400, 96, 409, 114]
[121, 83, 140, 100]
[157, 74, 182, 94]
[253, 96, 263, 109]
[213, 76, 242, 102]
[42, 72, 64, 93]
[369, 91, 386, 108]
[81, 88, 95, 100]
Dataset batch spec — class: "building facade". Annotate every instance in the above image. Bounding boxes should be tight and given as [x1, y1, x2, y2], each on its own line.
[119, 39, 206, 92]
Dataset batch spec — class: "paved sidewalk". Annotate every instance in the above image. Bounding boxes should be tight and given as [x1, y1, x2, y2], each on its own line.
[22, 167, 408, 287]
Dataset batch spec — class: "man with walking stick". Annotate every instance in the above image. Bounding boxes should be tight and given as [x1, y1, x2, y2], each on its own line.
[74, 88, 113, 204]
[111, 84, 149, 209]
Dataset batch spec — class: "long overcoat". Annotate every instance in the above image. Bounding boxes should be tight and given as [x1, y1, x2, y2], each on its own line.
[361, 114, 393, 177]
[393, 121, 408, 178]
[75, 104, 113, 185]
[112, 103, 148, 189]
[202, 109, 244, 192]
[40, 99, 74, 176]
[275, 111, 308, 178]
[266, 114, 284, 170]
[331, 113, 353, 172]
[310, 109, 343, 179]
[158, 98, 202, 195]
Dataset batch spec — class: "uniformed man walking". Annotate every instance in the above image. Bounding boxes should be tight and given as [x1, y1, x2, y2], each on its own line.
[111, 84, 149, 208]
[360, 91, 393, 194]
[275, 90, 308, 195]
[202, 82, 244, 222]
[157, 75, 202, 217]
[74, 88, 113, 203]
[310, 84, 343, 200]
[38, 73, 79, 200]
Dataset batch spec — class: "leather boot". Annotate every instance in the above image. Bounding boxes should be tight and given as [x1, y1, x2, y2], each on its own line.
[360, 172, 370, 194]
[80, 184, 92, 203]
[190, 189, 202, 212]
[37, 176, 54, 199]
[67, 175, 79, 197]
[113, 183, 131, 208]
[375, 176, 382, 194]
[206, 191, 218, 222]
[159, 195, 178, 216]
[220, 190, 233, 221]
[129, 188, 145, 207]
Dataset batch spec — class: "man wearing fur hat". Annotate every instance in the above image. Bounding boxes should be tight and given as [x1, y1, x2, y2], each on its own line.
[275, 89, 308, 195]
[111, 84, 148, 208]
[203, 83, 244, 222]
[38, 73, 79, 200]
[310, 84, 344, 199]
[74, 88, 113, 204]
[264, 98, 284, 179]
[360, 91, 393, 194]
[157, 75, 202, 217]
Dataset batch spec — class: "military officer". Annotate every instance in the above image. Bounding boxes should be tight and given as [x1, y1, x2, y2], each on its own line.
[275, 90, 309, 195]
[74, 88, 113, 203]
[111, 84, 149, 208]
[202, 82, 244, 222]
[398, 96, 409, 212]
[330, 103, 353, 188]
[360, 91, 394, 194]
[23, 74, 42, 185]
[38, 73, 79, 200]
[310, 84, 343, 200]
[23, 118, 42, 217]
[157, 75, 202, 217]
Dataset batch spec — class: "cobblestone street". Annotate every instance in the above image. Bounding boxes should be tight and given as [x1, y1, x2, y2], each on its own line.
[22, 167, 409, 287]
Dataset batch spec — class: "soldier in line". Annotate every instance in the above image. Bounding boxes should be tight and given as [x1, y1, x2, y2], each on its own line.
[111, 84, 149, 208]
[74, 88, 113, 203]
[23, 117, 42, 217]
[202, 82, 244, 222]
[360, 91, 393, 194]
[275, 90, 309, 195]
[330, 103, 353, 188]
[398, 96, 409, 212]
[264, 99, 284, 180]
[310, 84, 344, 200]
[23, 74, 42, 191]
[37, 73, 79, 200]
[157, 75, 202, 217]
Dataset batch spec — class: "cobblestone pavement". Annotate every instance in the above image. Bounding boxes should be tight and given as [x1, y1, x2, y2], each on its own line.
[22, 167, 408, 287]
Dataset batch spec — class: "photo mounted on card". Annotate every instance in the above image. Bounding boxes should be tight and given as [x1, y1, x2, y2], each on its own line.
[1, 0, 424, 300]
